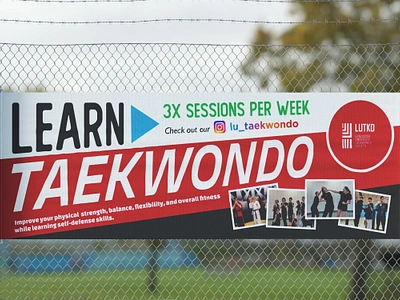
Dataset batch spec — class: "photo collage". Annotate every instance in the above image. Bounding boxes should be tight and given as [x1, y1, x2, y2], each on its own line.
[229, 179, 391, 234]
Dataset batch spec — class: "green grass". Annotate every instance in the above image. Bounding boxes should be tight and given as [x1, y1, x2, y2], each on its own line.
[1, 267, 356, 299]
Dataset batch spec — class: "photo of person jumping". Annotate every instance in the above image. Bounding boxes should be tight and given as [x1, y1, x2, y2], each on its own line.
[306, 180, 355, 219]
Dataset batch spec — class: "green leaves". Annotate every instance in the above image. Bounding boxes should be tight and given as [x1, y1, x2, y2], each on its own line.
[243, 1, 400, 92]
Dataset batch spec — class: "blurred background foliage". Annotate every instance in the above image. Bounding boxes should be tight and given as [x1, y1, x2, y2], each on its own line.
[242, 0, 400, 92]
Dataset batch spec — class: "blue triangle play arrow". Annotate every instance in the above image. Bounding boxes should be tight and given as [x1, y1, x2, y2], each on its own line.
[131, 105, 159, 142]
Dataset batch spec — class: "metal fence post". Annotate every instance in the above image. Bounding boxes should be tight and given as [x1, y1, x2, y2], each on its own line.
[147, 239, 165, 294]
[349, 239, 373, 300]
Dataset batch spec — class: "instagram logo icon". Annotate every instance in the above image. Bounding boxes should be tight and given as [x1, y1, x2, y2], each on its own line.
[214, 121, 226, 134]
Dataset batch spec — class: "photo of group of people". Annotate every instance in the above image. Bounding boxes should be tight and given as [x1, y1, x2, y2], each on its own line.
[229, 183, 277, 229]
[266, 189, 316, 230]
[229, 179, 391, 234]
[305, 180, 355, 220]
[338, 190, 391, 234]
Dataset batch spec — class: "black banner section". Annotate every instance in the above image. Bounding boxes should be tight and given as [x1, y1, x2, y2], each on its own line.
[31, 185, 399, 239]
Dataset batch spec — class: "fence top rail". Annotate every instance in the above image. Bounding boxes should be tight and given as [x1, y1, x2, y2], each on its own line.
[0, 42, 400, 47]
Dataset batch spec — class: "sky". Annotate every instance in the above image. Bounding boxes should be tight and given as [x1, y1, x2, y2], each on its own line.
[0, 0, 291, 44]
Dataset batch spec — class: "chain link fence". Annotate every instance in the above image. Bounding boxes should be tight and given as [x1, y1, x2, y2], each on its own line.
[1, 42, 400, 299]
[1, 43, 400, 93]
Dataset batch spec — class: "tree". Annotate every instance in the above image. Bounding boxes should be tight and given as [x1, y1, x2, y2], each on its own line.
[242, 0, 400, 92]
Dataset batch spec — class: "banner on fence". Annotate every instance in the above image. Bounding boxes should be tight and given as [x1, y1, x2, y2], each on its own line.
[0, 93, 399, 238]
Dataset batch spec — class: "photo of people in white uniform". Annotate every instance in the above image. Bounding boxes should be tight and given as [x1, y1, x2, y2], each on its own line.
[229, 183, 277, 230]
